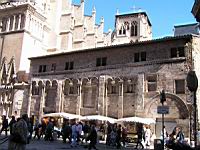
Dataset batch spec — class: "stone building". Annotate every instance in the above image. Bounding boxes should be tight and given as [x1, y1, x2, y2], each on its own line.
[29, 34, 200, 137]
[0, 0, 153, 117]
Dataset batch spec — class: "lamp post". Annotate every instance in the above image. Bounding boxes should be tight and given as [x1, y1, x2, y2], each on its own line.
[187, 70, 198, 149]
[160, 89, 166, 150]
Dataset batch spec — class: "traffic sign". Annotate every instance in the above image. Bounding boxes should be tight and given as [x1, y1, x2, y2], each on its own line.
[157, 106, 169, 114]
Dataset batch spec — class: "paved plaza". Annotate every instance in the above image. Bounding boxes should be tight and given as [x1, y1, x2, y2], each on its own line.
[0, 135, 153, 150]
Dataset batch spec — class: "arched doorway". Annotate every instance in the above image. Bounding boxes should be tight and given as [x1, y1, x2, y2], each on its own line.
[144, 93, 190, 138]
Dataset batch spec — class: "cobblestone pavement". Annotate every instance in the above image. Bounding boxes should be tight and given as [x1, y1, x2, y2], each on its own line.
[0, 135, 153, 150]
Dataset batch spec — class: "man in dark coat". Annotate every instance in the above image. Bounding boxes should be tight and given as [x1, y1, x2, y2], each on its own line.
[0, 115, 8, 136]
[87, 124, 98, 150]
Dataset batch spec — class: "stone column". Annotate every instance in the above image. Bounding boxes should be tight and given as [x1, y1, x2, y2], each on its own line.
[98, 76, 106, 116]
[12, 15, 16, 31]
[39, 85, 45, 121]
[118, 80, 123, 119]
[136, 73, 145, 116]
[58, 81, 63, 112]
[76, 80, 82, 115]
[27, 85, 32, 117]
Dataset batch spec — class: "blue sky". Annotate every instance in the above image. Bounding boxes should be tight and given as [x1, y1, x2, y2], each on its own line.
[72, 0, 196, 38]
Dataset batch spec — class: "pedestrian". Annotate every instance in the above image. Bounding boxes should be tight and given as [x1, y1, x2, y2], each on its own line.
[176, 127, 184, 143]
[116, 124, 122, 149]
[9, 116, 16, 135]
[62, 119, 72, 143]
[8, 114, 29, 150]
[82, 121, 90, 143]
[33, 119, 40, 140]
[44, 119, 54, 141]
[160, 125, 168, 144]
[0, 115, 8, 136]
[71, 121, 78, 148]
[144, 125, 151, 147]
[87, 124, 98, 150]
[135, 123, 144, 149]
[121, 126, 128, 147]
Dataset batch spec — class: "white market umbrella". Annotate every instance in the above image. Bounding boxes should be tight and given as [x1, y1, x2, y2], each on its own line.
[42, 112, 81, 120]
[117, 116, 155, 125]
[80, 115, 117, 124]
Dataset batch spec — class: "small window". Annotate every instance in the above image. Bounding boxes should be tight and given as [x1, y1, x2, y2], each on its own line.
[175, 80, 185, 94]
[141, 52, 146, 61]
[171, 48, 177, 58]
[65, 61, 74, 70]
[147, 74, 157, 92]
[96, 58, 101, 67]
[134, 53, 140, 62]
[178, 47, 185, 57]
[102, 57, 107, 66]
[51, 63, 56, 71]
[38, 65, 46, 73]
[96, 57, 107, 67]
[69, 62, 74, 70]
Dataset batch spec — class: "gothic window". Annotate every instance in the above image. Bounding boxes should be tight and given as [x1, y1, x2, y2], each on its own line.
[15, 15, 19, 30]
[9, 16, 14, 31]
[146, 74, 157, 92]
[111, 85, 117, 94]
[124, 21, 129, 30]
[69, 86, 75, 94]
[2, 18, 7, 32]
[32, 82, 39, 95]
[119, 25, 126, 35]
[175, 80, 185, 94]
[131, 21, 138, 36]
[65, 61, 74, 70]
[20, 14, 25, 29]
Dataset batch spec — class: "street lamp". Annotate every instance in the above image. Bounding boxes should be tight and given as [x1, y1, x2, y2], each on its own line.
[187, 70, 198, 149]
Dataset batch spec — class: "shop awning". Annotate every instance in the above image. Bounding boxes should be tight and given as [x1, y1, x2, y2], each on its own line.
[80, 115, 117, 124]
[117, 116, 156, 125]
[42, 112, 81, 120]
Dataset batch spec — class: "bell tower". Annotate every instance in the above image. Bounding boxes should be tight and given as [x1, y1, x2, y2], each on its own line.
[112, 11, 152, 44]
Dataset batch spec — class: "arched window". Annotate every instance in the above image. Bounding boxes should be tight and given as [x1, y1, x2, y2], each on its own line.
[124, 21, 129, 30]
[131, 21, 138, 36]
[119, 25, 126, 35]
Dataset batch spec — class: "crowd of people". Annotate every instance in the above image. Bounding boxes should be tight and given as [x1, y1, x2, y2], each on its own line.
[0, 114, 192, 150]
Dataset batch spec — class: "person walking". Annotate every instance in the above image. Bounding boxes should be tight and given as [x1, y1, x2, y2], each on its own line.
[8, 114, 29, 150]
[33, 119, 40, 140]
[116, 124, 122, 149]
[71, 121, 78, 148]
[9, 116, 16, 135]
[144, 125, 151, 148]
[135, 123, 144, 149]
[122, 126, 128, 147]
[87, 124, 98, 150]
[0, 115, 8, 136]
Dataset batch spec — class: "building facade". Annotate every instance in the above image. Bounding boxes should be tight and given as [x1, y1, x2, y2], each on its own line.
[29, 34, 200, 137]
[0, 0, 153, 117]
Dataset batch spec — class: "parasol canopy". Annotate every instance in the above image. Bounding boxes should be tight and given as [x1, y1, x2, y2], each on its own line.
[42, 112, 81, 120]
[117, 116, 156, 125]
[80, 115, 117, 124]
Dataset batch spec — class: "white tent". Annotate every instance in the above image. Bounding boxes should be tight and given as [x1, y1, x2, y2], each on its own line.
[42, 112, 81, 120]
[117, 116, 156, 125]
[80, 115, 117, 124]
